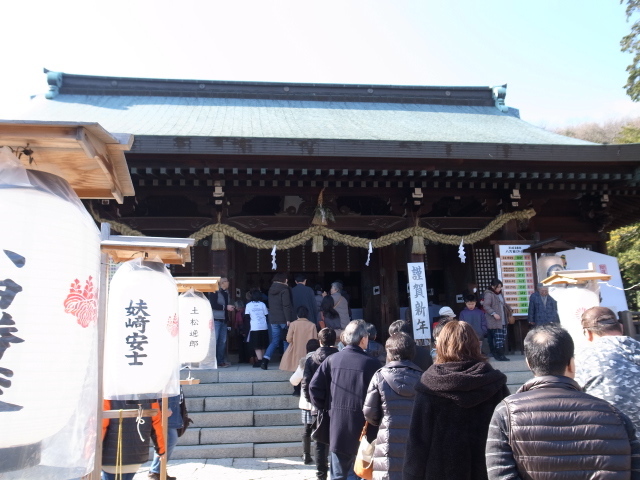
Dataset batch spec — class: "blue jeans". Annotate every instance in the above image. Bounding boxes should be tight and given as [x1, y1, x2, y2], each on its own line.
[102, 473, 135, 480]
[149, 427, 179, 474]
[330, 451, 359, 480]
[214, 319, 228, 364]
[264, 323, 289, 360]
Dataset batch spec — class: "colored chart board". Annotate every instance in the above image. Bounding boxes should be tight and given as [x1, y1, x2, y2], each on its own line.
[497, 245, 535, 316]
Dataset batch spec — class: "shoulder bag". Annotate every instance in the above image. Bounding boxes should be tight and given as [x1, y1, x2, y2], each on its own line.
[354, 421, 376, 480]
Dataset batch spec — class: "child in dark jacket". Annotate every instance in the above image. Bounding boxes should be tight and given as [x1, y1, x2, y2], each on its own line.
[458, 294, 488, 352]
[290, 338, 321, 465]
[301, 328, 339, 480]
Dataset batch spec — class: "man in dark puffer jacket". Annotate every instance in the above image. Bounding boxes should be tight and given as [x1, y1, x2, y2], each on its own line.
[486, 324, 640, 480]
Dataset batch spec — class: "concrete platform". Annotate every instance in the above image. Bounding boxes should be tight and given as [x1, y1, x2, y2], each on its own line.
[133, 457, 316, 480]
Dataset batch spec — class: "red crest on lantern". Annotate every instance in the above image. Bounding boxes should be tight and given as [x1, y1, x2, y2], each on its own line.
[63, 276, 98, 328]
[166, 313, 179, 337]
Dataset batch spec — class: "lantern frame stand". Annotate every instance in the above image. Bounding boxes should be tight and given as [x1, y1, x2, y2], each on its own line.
[91, 224, 195, 480]
[541, 262, 611, 286]
[174, 276, 221, 293]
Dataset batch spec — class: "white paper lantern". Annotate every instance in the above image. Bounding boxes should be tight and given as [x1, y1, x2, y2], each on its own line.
[104, 259, 179, 399]
[552, 286, 599, 349]
[178, 289, 213, 363]
[0, 156, 99, 471]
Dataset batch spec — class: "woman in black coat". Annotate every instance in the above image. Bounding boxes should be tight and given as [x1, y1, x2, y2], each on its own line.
[403, 321, 509, 480]
[363, 332, 422, 480]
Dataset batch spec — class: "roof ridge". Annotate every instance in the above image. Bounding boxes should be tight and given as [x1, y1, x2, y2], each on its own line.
[42, 69, 501, 107]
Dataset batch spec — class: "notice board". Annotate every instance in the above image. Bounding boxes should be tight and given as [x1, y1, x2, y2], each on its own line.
[496, 244, 535, 316]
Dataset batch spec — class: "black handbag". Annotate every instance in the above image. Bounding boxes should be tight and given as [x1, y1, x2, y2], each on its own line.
[176, 390, 194, 438]
[311, 409, 330, 444]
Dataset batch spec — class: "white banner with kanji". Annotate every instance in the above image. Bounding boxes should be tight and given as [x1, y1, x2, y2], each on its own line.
[408, 262, 431, 342]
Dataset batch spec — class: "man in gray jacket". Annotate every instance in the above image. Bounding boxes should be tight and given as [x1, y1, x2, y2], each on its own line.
[329, 281, 350, 330]
[576, 306, 640, 432]
[486, 324, 640, 479]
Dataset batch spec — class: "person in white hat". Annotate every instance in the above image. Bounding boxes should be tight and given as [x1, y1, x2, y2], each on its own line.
[438, 306, 456, 320]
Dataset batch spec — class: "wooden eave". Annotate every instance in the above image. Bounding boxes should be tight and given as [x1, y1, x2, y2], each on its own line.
[523, 238, 576, 253]
[129, 135, 640, 163]
[0, 121, 135, 203]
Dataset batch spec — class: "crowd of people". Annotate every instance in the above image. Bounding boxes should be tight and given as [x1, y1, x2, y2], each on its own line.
[102, 272, 640, 480]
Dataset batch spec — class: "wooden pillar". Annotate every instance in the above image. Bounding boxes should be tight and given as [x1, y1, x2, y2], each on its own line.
[210, 250, 231, 278]
[501, 219, 519, 241]
[379, 244, 399, 343]
[362, 248, 378, 325]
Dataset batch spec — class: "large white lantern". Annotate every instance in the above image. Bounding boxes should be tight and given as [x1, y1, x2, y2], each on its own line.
[0, 148, 99, 473]
[104, 258, 179, 399]
[551, 285, 599, 349]
[178, 289, 213, 363]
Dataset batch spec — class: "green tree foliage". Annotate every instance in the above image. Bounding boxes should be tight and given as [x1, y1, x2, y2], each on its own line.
[615, 124, 640, 143]
[555, 115, 640, 307]
[622, 0, 640, 101]
[608, 225, 640, 309]
[552, 117, 640, 144]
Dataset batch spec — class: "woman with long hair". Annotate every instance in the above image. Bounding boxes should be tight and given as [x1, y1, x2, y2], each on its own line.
[320, 295, 342, 333]
[484, 278, 510, 361]
[403, 321, 509, 480]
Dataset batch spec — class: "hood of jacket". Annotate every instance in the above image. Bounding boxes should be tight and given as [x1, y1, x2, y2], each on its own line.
[417, 360, 507, 408]
[269, 282, 289, 296]
[311, 346, 339, 366]
[381, 360, 423, 397]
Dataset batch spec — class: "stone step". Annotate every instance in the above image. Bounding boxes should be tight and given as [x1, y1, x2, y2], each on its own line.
[254, 441, 316, 458]
[183, 380, 294, 398]
[488, 355, 528, 372]
[171, 443, 254, 460]
[201, 425, 300, 445]
[176, 428, 200, 446]
[185, 408, 300, 429]
[204, 395, 300, 412]
[504, 371, 533, 386]
[191, 411, 254, 428]
[254, 409, 301, 427]
[181, 364, 291, 384]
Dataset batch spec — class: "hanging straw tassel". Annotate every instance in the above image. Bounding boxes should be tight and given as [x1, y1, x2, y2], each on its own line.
[312, 235, 324, 253]
[210, 232, 226, 251]
[312, 188, 334, 226]
[411, 236, 426, 255]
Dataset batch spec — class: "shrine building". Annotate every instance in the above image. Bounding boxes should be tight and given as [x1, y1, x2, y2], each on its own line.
[10, 70, 640, 341]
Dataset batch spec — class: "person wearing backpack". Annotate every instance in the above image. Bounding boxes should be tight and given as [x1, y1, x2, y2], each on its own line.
[148, 388, 190, 480]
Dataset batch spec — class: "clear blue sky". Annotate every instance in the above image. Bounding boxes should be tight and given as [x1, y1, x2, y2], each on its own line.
[2, 0, 639, 128]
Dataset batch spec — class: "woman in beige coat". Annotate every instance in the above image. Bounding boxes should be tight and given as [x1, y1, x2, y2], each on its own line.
[279, 306, 319, 372]
[483, 278, 509, 362]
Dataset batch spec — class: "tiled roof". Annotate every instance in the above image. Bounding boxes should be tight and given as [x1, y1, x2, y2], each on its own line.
[16, 94, 591, 146]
